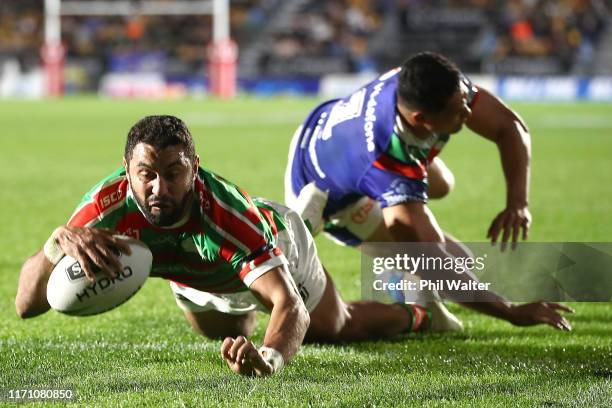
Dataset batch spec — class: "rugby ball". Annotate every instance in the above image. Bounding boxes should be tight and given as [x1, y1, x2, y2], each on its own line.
[46, 237, 152, 316]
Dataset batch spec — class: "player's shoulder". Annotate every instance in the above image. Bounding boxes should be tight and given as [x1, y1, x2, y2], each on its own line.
[69, 168, 129, 227]
[81, 168, 128, 207]
[195, 166, 253, 215]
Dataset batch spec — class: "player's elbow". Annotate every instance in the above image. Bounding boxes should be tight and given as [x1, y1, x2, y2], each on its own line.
[15, 298, 37, 319]
[15, 290, 49, 319]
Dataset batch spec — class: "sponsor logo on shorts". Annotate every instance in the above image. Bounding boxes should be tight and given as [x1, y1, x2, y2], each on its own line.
[381, 179, 423, 206]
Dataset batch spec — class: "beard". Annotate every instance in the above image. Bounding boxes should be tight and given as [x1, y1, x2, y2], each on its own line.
[129, 178, 194, 227]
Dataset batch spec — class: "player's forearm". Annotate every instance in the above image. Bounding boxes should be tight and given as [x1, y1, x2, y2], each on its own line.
[497, 118, 531, 207]
[263, 298, 310, 363]
[15, 250, 53, 318]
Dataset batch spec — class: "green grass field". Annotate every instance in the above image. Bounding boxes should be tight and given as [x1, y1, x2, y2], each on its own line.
[0, 98, 611, 406]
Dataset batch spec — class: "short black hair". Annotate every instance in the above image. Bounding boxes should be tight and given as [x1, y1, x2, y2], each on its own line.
[124, 115, 196, 162]
[396, 52, 461, 114]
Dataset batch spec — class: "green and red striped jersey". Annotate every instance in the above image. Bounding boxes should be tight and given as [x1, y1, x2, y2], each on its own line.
[68, 167, 287, 293]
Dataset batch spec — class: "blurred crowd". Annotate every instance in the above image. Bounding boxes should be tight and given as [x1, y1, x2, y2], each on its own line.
[396, 0, 609, 72]
[489, 0, 608, 70]
[0, 0, 277, 74]
[0, 0, 610, 78]
[261, 0, 392, 74]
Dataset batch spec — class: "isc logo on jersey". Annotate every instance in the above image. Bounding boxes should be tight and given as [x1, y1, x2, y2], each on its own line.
[100, 188, 123, 210]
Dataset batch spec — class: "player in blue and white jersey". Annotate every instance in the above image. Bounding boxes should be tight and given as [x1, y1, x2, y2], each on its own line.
[286, 52, 569, 328]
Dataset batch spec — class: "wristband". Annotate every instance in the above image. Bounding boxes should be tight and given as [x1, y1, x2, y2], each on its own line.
[258, 346, 284, 373]
[43, 229, 64, 266]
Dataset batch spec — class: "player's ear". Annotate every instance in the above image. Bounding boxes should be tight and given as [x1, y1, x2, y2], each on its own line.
[413, 111, 427, 126]
[192, 155, 200, 178]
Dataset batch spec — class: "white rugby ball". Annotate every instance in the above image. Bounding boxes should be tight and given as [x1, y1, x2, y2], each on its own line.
[46, 237, 152, 316]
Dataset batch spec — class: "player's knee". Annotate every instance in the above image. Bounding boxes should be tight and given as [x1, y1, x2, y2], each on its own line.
[429, 170, 455, 199]
[306, 313, 345, 343]
[306, 301, 349, 343]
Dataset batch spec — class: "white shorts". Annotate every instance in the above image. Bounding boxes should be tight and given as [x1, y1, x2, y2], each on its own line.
[170, 201, 327, 315]
[284, 125, 383, 246]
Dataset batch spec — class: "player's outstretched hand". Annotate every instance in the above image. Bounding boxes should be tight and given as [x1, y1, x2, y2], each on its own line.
[53, 226, 132, 282]
[221, 336, 274, 377]
[487, 205, 532, 251]
[508, 302, 574, 331]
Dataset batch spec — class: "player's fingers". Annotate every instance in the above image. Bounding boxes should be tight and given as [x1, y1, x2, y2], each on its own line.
[96, 228, 115, 236]
[539, 314, 563, 330]
[220, 337, 234, 360]
[88, 245, 117, 278]
[558, 316, 572, 331]
[545, 302, 575, 314]
[511, 222, 520, 251]
[547, 312, 570, 331]
[229, 336, 247, 360]
[235, 340, 256, 365]
[500, 226, 512, 252]
[95, 243, 121, 277]
[75, 254, 96, 282]
[111, 236, 132, 256]
[488, 216, 503, 243]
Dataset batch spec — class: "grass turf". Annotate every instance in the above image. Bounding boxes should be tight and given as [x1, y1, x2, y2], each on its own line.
[0, 98, 611, 406]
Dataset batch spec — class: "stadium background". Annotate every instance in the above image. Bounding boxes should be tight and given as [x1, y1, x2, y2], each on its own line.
[1, 0, 611, 406]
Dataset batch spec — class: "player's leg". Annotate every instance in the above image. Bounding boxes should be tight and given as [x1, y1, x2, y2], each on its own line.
[271, 200, 428, 342]
[322, 199, 464, 332]
[305, 268, 427, 342]
[182, 310, 257, 340]
[427, 157, 455, 199]
[170, 282, 258, 340]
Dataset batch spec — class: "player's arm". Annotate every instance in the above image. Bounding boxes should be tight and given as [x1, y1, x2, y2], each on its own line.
[465, 87, 532, 249]
[15, 226, 131, 318]
[382, 203, 571, 330]
[220, 265, 310, 376]
[16, 250, 53, 318]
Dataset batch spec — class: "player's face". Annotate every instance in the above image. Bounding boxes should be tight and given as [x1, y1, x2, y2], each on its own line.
[425, 89, 472, 134]
[125, 143, 198, 227]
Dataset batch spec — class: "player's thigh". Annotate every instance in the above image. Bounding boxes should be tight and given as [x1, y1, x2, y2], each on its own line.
[325, 197, 386, 247]
[305, 269, 350, 343]
[183, 309, 257, 340]
[427, 157, 455, 199]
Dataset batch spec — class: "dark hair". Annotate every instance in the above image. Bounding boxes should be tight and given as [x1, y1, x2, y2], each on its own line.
[124, 115, 196, 162]
[396, 52, 461, 114]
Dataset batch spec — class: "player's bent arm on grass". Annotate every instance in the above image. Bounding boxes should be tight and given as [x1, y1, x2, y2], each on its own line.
[382, 203, 572, 330]
[15, 226, 131, 318]
[16, 250, 53, 318]
[466, 87, 532, 249]
[220, 265, 310, 376]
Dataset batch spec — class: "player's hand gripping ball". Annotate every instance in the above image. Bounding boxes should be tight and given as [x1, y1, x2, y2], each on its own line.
[46, 237, 152, 316]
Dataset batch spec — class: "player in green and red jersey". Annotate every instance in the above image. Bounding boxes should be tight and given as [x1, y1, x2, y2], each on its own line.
[17, 115, 472, 377]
